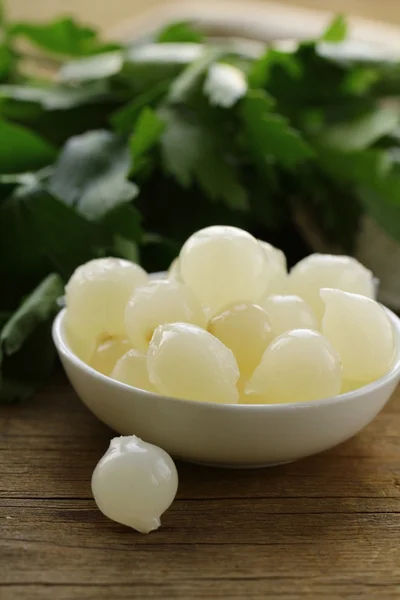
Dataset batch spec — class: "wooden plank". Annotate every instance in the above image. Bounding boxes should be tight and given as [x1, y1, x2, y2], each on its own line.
[3, 582, 400, 600]
[2, 447, 400, 499]
[1, 376, 400, 599]
[2, 530, 400, 583]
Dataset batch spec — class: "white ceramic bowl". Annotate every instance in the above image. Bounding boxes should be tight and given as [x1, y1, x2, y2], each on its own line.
[53, 307, 400, 468]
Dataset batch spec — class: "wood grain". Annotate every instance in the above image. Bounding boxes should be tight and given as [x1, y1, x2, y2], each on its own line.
[1, 373, 400, 599]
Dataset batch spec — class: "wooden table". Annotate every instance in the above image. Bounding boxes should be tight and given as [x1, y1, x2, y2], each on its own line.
[8, 0, 400, 32]
[1, 375, 400, 600]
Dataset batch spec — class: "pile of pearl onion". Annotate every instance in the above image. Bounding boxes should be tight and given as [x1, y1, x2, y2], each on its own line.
[61, 227, 398, 536]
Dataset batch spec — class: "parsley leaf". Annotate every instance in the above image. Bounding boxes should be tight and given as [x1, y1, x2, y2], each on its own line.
[161, 108, 248, 210]
[0, 119, 55, 173]
[157, 21, 204, 44]
[10, 17, 119, 57]
[49, 130, 138, 220]
[242, 91, 314, 168]
[130, 107, 165, 169]
[322, 15, 348, 43]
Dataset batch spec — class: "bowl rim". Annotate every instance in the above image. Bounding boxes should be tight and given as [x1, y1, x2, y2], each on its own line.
[53, 304, 400, 413]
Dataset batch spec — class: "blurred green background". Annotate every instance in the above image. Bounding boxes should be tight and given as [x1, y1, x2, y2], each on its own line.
[9, 0, 400, 34]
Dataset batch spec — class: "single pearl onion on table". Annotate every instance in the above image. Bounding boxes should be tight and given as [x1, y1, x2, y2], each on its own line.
[260, 295, 319, 337]
[289, 254, 374, 321]
[92, 436, 178, 534]
[125, 279, 207, 353]
[112, 349, 156, 393]
[179, 226, 271, 315]
[245, 329, 342, 404]
[147, 322, 240, 404]
[65, 258, 148, 362]
[208, 303, 274, 381]
[90, 338, 131, 376]
[321, 288, 396, 385]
